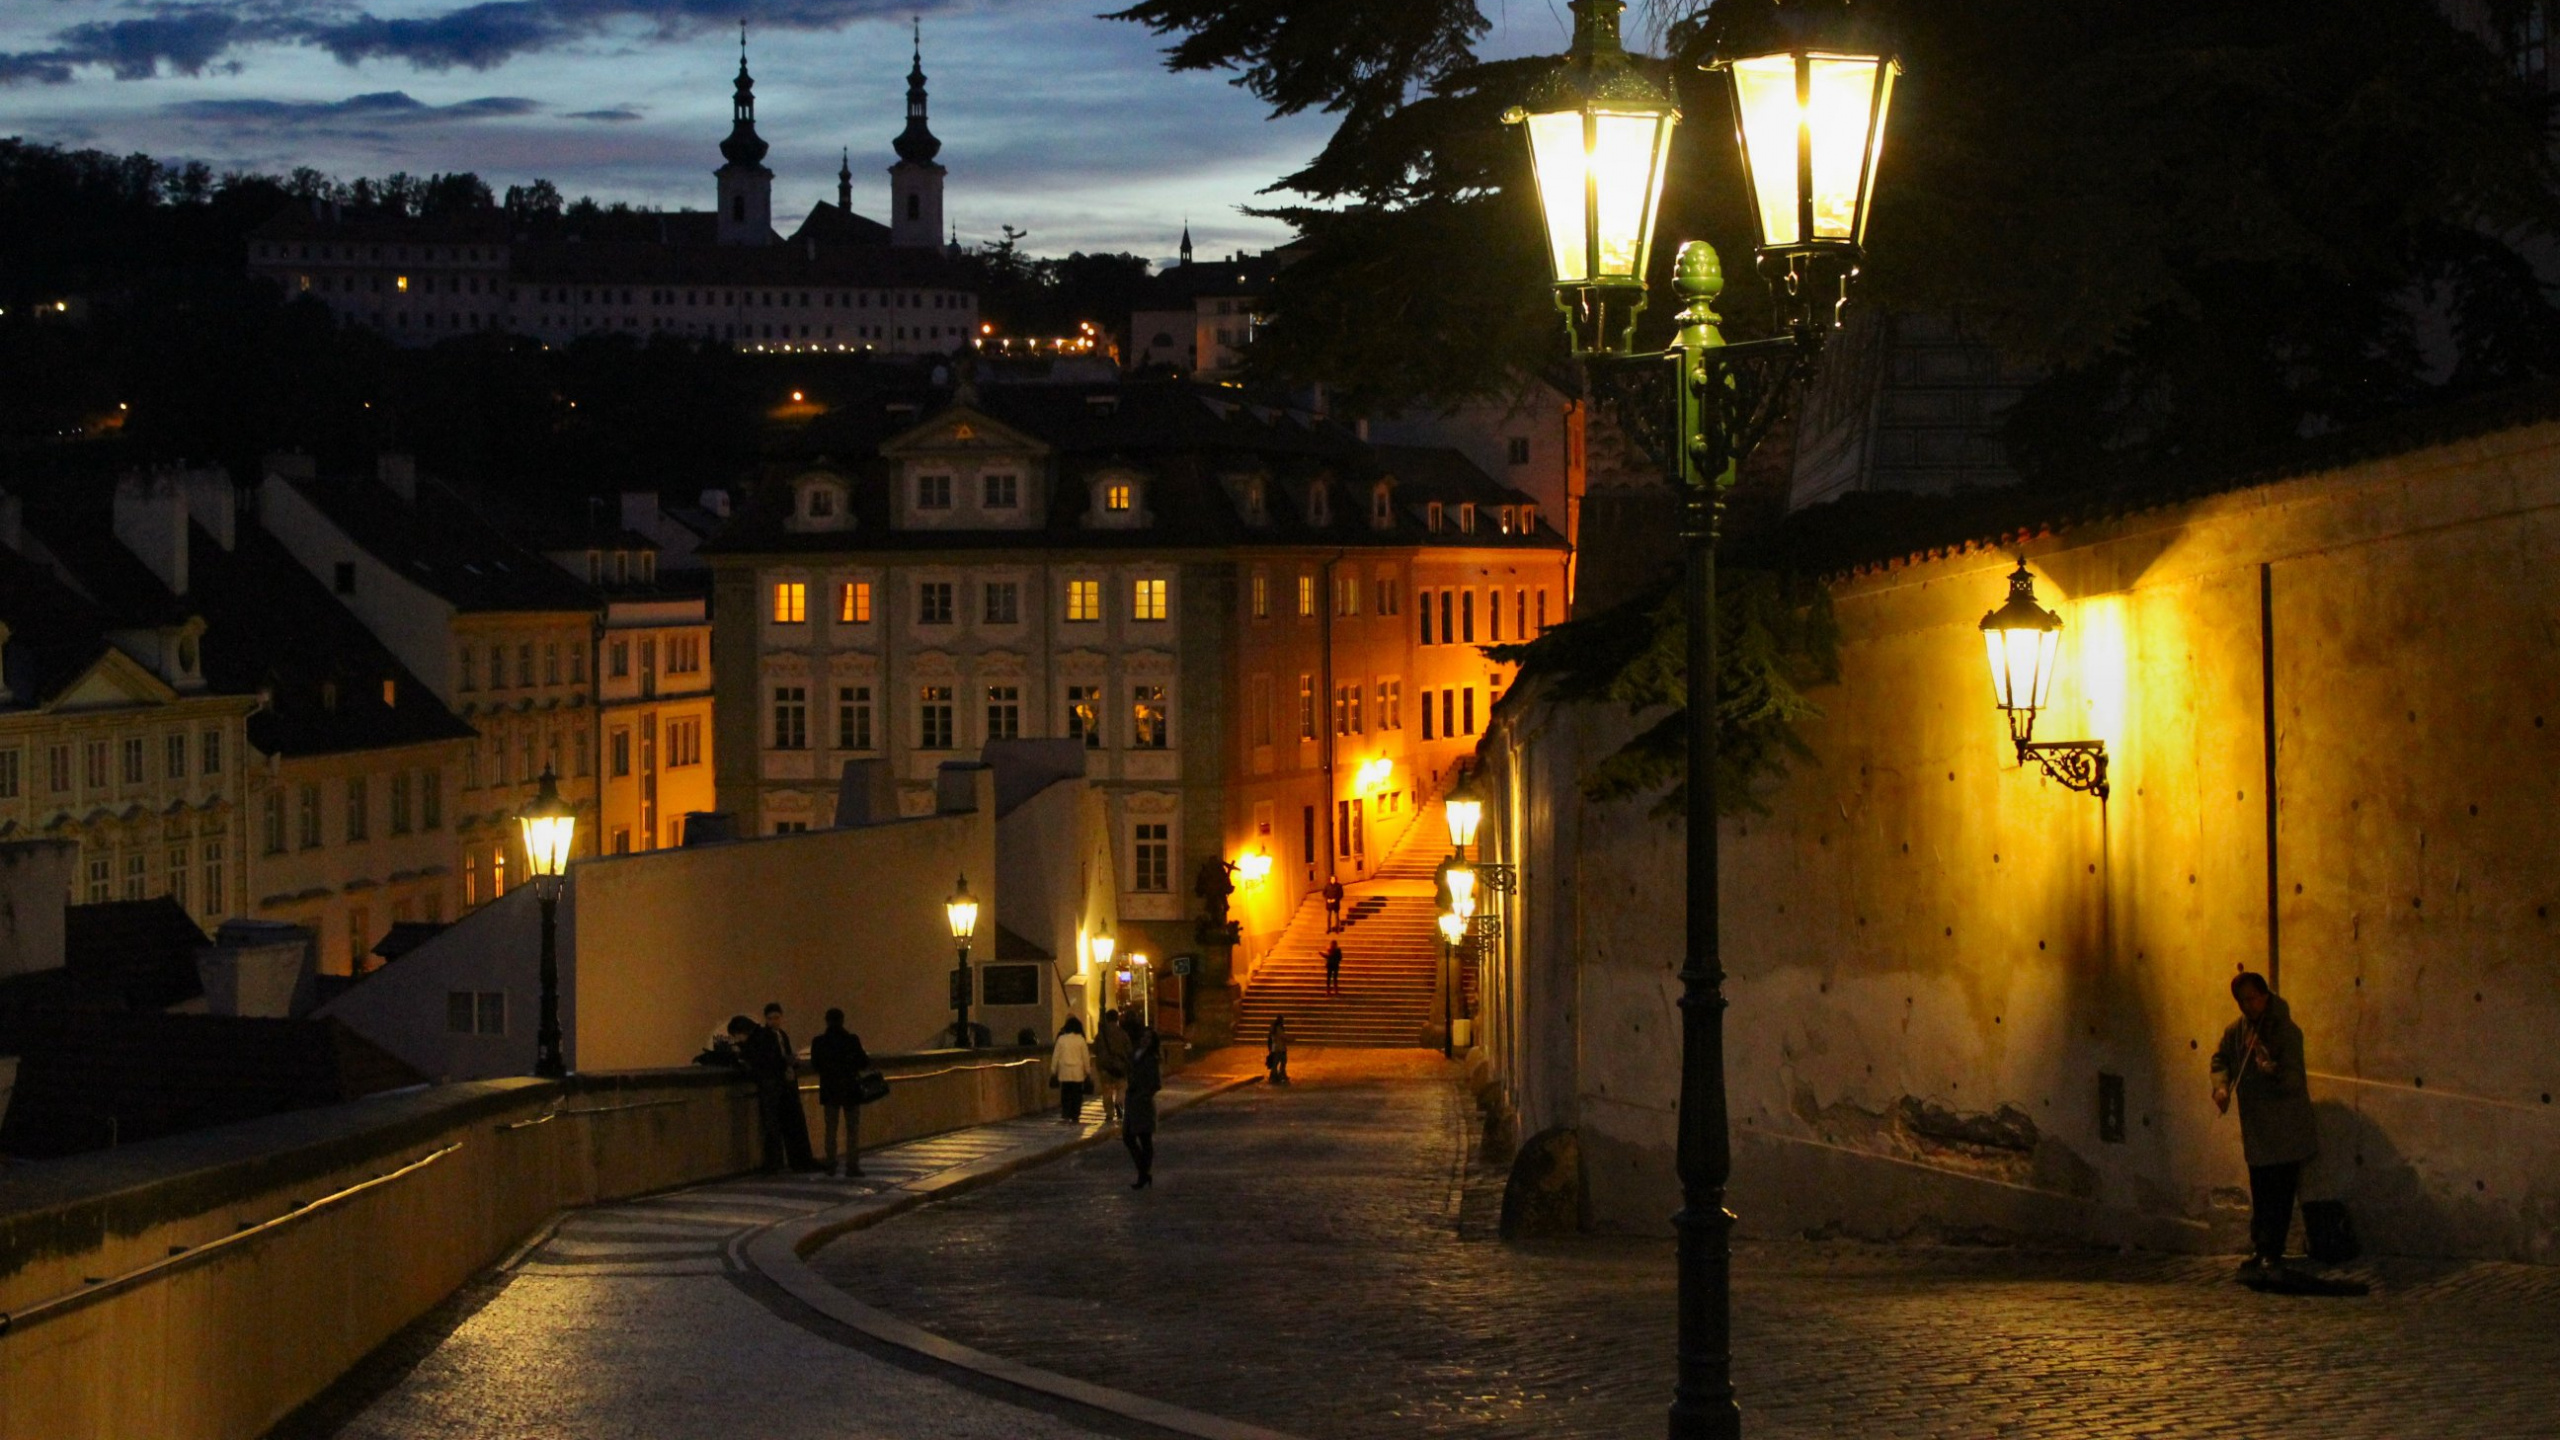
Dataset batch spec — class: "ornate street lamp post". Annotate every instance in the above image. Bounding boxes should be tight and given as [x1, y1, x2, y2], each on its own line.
[516, 768, 577, 1079]
[1506, 5, 1896, 1436]
[945, 875, 980, 1049]
[1980, 560, 2108, 798]
[1438, 908, 1468, 1060]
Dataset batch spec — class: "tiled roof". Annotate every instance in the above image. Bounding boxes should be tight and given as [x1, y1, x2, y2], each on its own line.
[0, 1013, 422, 1159]
[64, 898, 209, 1013]
[510, 236, 974, 288]
[1755, 378, 2560, 581]
[0, 543, 122, 706]
[191, 524, 477, 758]
[276, 468, 600, 615]
[706, 382, 1566, 558]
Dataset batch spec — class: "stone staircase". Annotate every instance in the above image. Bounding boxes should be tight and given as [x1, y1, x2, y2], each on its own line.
[1235, 797, 1464, 1048]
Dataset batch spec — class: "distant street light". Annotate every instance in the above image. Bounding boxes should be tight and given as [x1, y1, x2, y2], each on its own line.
[946, 875, 980, 1049]
[1438, 908, 1468, 1060]
[1505, 3, 1896, 1435]
[517, 768, 577, 1079]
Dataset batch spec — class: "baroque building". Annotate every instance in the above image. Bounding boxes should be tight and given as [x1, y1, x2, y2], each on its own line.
[243, 32, 978, 354]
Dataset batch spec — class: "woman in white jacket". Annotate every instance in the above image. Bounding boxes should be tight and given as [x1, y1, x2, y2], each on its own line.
[1051, 1016, 1094, 1125]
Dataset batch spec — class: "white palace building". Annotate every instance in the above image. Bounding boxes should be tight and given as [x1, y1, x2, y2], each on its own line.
[245, 30, 979, 355]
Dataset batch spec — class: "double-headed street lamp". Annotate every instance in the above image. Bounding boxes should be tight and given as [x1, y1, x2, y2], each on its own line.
[517, 768, 578, 1079]
[945, 874, 980, 1049]
[1506, 4, 1897, 1437]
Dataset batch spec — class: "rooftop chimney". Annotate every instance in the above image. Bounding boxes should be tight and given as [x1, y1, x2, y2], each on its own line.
[113, 470, 189, 597]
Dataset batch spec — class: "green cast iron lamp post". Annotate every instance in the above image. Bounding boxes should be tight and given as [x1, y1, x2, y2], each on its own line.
[517, 767, 578, 1079]
[1507, 4, 1896, 1436]
[946, 875, 980, 1049]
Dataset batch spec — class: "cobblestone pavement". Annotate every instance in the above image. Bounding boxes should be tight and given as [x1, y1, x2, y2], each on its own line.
[815, 1048, 2560, 1440]
[317, 1116, 1131, 1440]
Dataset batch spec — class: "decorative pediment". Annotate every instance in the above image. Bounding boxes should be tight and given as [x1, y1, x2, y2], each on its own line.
[45, 646, 180, 712]
[879, 404, 1052, 460]
[1124, 648, 1176, 678]
[1124, 789, 1181, 815]
[1056, 647, 1110, 676]
[977, 648, 1027, 676]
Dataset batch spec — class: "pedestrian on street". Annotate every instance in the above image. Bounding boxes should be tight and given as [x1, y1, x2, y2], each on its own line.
[2212, 971, 2318, 1276]
[808, 1007, 871, 1178]
[695, 1020, 749, 1069]
[744, 1002, 819, 1174]
[1323, 939, 1344, 995]
[1122, 1011, 1161, 1189]
[1266, 1015, 1291, 1086]
[1093, 1004, 1131, 1123]
[1052, 1016, 1094, 1124]
[1323, 874, 1345, 932]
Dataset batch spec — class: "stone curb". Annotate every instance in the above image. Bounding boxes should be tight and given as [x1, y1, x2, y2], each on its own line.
[740, 1071, 1304, 1440]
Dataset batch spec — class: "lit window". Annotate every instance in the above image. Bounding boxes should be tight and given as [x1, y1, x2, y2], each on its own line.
[1133, 578, 1168, 621]
[1132, 684, 1169, 749]
[1068, 684, 1104, 748]
[396, 275, 409, 292]
[773, 582, 807, 623]
[1104, 482, 1133, 512]
[1251, 571, 1270, 620]
[840, 581, 871, 623]
[1067, 579, 1102, 622]
[1296, 574, 1315, 617]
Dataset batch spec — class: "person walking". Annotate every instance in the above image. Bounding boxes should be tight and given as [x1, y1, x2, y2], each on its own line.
[1323, 938, 1344, 996]
[1122, 1011, 1162, 1189]
[2212, 971, 2319, 1276]
[1266, 1015, 1291, 1086]
[1093, 1004, 1131, 1123]
[1323, 874, 1345, 932]
[808, 1008, 871, 1178]
[1052, 1016, 1095, 1124]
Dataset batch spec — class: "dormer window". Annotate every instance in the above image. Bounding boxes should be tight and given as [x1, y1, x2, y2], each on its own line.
[1371, 483, 1394, 528]
[1105, 482, 1133, 512]
[1427, 502, 1445, 534]
[1497, 506, 1517, 535]
[1308, 483, 1332, 527]
[1458, 502, 1476, 534]
[806, 487, 836, 520]
[613, 551, 630, 585]
[792, 476, 851, 533]
[1246, 478, 1267, 525]
[1521, 504, 1538, 534]
[586, 550, 602, 584]
[640, 552, 657, 583]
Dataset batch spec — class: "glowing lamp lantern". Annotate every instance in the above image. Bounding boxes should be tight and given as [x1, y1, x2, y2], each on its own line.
[517, 768, 577, 892]
[1089, 925, 1115, 973]
[1447, 864, 1480, 921]
[1979, 560, 2063, 734]
[1503, 0, 1680, 353]
[945, 874, 980, 945]
[1438, 910, 1468, 947]
[1714, 45, 1898, 266]
[1237, 850, 1274, 886]
[1444, 794, 1484, 852]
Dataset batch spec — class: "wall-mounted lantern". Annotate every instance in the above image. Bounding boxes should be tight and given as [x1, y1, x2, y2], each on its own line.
[1980, 560, 2109, 799]
[1236, 849, 1274, 886]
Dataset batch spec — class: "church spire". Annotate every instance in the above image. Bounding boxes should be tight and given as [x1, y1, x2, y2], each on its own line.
[1179, 220, 1193, 266]
[719, 23, 769, 168]
[838, 147, 852, 212]
[893, 17, 942, 165]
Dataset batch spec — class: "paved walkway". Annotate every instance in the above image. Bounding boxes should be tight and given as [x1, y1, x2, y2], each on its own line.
[305, 1067, 1251, 1440]
[812, 1049, 2560, 1440]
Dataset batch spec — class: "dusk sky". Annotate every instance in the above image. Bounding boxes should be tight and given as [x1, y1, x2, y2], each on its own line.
[0, 0, 1582, 266]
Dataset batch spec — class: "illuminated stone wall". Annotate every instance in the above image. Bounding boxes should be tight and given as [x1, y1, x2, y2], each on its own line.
[1493, 417, 2560, 1261]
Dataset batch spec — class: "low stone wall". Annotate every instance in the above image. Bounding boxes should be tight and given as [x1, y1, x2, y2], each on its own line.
[0, 1048, 1050, 1440]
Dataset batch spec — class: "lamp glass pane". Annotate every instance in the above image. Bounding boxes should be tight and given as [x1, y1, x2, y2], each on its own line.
[1730, 55, 1803, 248]
[1982, 625, 2062, 713]
[1091, 932, 1114, 967]
[1590, 110, 1671, 280]
[1444, 797, 1483, 849]
[1525, 110, 1592, 283]
[1439, 911, 1467, 944]
[2031, 628, 2061, 711]
[519, 813, 575, 878]
[1806, 57, 1885, 240]
[1448, 866, 1479, 914]
[946, 894, 979, 941]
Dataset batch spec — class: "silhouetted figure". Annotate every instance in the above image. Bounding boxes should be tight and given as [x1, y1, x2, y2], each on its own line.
[1323, 939, 1344, 995]
[1323, 875, 1345, 932]
[809, 1007, 871, 1178]
[2213, 971, 2318, 1275]
[1052, 1016, 1093, 1124]
[1266, 1015, 1290, 1085]
[1122, 1012, 1161, 1189]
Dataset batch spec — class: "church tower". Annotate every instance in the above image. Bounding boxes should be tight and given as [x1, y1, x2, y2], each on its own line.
[837, 149, 853, 214]
[716, 28, 775, 246]
[888, 21, 945, 250]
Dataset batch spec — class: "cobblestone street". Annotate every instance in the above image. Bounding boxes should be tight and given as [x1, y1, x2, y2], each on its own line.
[816, 1049, 2560, 1440]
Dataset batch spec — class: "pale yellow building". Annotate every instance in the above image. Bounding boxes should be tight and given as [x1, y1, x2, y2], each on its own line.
[595, 595, 715, 852]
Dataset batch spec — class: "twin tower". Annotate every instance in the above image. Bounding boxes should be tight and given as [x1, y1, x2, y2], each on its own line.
[715, 22, 945, 250]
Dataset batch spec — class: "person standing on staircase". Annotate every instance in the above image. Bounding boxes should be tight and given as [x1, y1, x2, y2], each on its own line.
[1323, 938, 1344, 995]
[1323, 874, 1345, 932]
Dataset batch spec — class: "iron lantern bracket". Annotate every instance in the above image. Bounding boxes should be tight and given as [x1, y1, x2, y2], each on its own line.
[1586, 330, 1819, 494]
[1471, 913, 1504, 945]
[1476, 861, 1519, 895]
[2019, 739, 2110, 800]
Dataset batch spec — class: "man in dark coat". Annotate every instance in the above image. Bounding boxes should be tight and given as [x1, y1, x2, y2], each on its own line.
[744, 1002, 818, 1173]
[2212, 972, 2319, 1274]
[1121, 1011, 1162, 1189]
[808, 1007, 871, 1178]
[1323, 875, 1345, 932]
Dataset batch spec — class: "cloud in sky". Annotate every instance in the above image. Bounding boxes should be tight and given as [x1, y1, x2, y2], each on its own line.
[565, 103, 642, 121]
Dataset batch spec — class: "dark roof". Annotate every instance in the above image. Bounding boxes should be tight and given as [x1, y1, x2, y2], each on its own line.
[250, 207, 513, 246]
[1755, 377, 2560, 581]
[370, 921, 449, 962]
[1135, 251, 1288, 308]
[707, 381, 1567, 558]
[0, 542, 122, 706]
[791, 201, 892, 248]
[0, 1013, 421, 1159]
[64, 898, 208, 1013]
[190, 523, 477, 759]
[277, 468, 599, 615]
